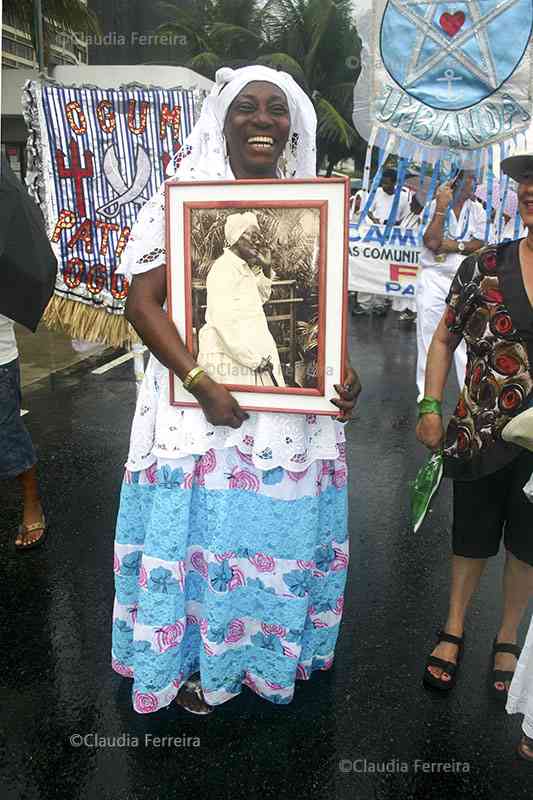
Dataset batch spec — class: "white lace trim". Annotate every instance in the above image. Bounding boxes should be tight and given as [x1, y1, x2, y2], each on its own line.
[125, 355, 345, 472]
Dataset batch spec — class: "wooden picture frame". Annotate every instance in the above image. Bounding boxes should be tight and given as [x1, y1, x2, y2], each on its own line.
[166, 177, 349, 415]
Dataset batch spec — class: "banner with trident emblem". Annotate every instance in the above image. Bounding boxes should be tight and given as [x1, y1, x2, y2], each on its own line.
[24, 80, 201, 347]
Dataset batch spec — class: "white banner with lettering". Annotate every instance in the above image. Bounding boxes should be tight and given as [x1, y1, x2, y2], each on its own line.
[348, 223, 421, 298]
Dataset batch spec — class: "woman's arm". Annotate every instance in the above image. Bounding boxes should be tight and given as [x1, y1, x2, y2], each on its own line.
[125, 267, 195, 380]
[423, 184, 453, 253]
[437, 237, 485, 255]
[126, 266, 249, 429]
[416, 313, 461, 450]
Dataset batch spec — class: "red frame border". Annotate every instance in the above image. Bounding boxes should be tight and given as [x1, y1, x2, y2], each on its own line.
[165, 177, 350, 415]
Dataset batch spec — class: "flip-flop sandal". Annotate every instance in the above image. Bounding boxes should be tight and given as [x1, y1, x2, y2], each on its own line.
[491, 639, 521, 701]
[517, 734, 533, 762]
[423, 629, 465, 692]
[15, 517, 47, 551]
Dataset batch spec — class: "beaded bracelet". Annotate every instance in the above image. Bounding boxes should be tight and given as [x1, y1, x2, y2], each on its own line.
[418, 396, 442, 418]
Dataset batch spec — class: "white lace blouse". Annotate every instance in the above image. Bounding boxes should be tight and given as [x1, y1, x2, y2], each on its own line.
[119, 181, 346, 473]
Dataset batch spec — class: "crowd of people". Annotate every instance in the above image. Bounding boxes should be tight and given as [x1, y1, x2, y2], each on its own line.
[1, 63, 533, 764]
[349, 168, 525, 330]
[349, 157, 533, 759]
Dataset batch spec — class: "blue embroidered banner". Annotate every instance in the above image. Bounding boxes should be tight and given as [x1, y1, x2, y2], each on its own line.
[355, 0, 533, 154]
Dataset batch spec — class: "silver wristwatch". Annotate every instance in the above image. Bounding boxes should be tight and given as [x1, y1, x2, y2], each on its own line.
[457, 241, 466, 253]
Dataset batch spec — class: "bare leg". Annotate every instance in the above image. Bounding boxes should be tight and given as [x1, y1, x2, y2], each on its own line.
[15, 465, 45, 547]
[427, 555, 487, 683]
[494, 550, 533, 693]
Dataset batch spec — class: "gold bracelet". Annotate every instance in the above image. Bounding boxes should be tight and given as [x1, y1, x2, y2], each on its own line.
[182, 366, 205, 392]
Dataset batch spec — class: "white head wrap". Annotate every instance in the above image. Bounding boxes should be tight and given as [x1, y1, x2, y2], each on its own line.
[168, 65, 317, 180]
[224, 212, 259, 246]
[118, 66, 317, 281]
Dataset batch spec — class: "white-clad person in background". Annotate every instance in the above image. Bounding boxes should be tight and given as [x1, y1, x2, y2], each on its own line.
[0, 315, 46, 549]
[415, 170, 487, 399]
[498, 190, 525, 242]
[354, 168, 411, 317]
[349, 188, 367, 220]
[476, 184, 525, 244]
[198, 211, 285, 387]
[392, 192, 425, 326]
[367, 168, 411, 226]
[349, 187, 367, 315]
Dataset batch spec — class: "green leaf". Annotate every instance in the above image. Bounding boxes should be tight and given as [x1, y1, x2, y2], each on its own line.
[255, 53, 309, 90]
[154, 21, 209, 52]
[208, 22, 264, 56]
[188, 51, 225, 79]
[303, 0, 336, 80]
[315, 96, 357, 148]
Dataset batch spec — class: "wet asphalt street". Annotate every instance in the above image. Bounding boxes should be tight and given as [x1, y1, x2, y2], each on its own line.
[1, 311, 532, 800]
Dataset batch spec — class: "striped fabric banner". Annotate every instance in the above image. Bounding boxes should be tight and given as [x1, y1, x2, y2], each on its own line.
[30, 82, 200, 342]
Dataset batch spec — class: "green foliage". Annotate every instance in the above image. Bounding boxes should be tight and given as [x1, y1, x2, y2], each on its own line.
[154, 0, 364, 172]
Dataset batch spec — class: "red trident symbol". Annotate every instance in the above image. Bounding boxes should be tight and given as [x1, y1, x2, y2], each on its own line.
[56, 139, 94, 218]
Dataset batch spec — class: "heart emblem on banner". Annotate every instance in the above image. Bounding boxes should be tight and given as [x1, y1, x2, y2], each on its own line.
[439, 11, 466, 37]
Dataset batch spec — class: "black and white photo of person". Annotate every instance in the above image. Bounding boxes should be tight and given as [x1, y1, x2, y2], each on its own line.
[198, 211, 285, 387]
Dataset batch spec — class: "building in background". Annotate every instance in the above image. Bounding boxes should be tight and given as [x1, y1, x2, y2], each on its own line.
[1, 2, 90, 179]
[2, 9, 88, 71]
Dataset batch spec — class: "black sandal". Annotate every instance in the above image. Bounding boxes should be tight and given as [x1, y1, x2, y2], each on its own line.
[491, 639, 521, 701]
[423, 629, 465, 691]
[175, 675, 214, 715]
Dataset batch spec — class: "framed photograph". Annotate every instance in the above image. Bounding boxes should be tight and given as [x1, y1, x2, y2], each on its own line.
[165, 177, 349, 415]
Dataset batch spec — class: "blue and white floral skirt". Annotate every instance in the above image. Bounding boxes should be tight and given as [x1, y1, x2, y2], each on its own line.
[111, 446, 349, 714]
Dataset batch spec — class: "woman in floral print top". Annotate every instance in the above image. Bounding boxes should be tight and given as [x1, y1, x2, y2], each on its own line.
[416, 167, 533, 739]
[443, 242, 533, 480]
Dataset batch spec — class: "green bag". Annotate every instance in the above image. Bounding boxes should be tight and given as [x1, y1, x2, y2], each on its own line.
[411, 452, 444, 533]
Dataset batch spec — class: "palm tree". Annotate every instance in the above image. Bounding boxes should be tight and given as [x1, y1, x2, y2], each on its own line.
[259, 0, 362, 173]
[154, 0, 264, 76]
[3, 0, 99, 67]
[155, 0, 364, 174]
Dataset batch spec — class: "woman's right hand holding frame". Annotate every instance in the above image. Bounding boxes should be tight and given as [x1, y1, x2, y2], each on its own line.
[191, 375, 250, 429]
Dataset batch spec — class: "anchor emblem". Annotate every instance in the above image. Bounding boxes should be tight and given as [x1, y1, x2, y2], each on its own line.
[380, 0, 533, 111]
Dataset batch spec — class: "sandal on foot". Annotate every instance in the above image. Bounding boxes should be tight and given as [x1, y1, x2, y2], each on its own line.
[491, 639, 521, 701]
[423, 629, 465, 692]
[175, 679, 214, 715]
[15, 516, 47, 551]
[518, 734, 533, 762]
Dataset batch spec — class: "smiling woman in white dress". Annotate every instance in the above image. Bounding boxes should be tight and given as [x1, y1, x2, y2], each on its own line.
[111, 65, 361, 716]
[198, 212, 285, 387]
